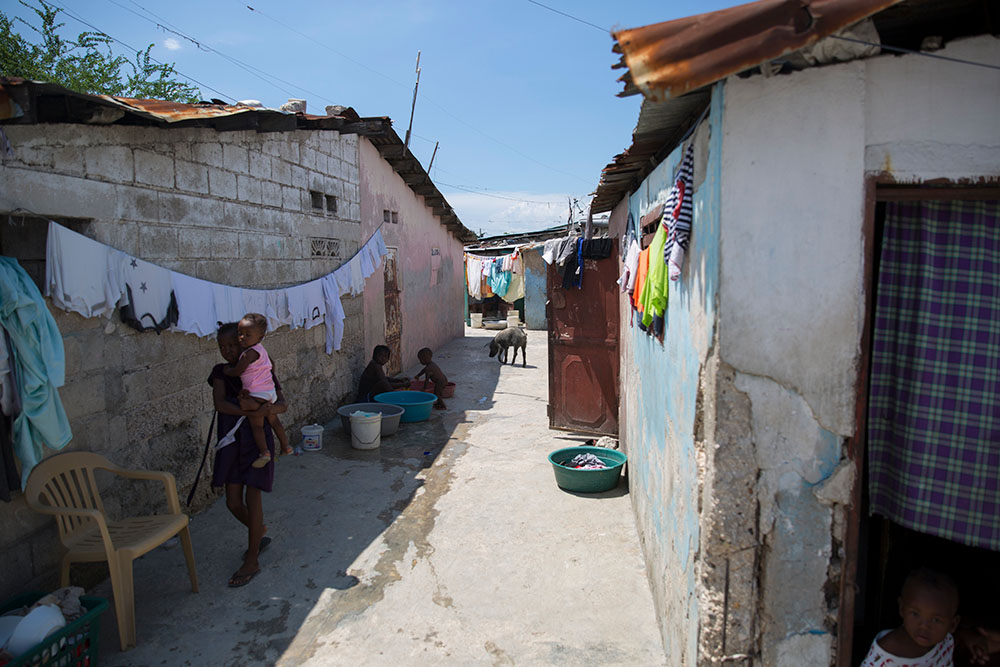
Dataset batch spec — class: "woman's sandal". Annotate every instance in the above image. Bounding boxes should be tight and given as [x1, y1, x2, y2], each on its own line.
[251, 453, 272, 468]
[228, 567, 260, 588]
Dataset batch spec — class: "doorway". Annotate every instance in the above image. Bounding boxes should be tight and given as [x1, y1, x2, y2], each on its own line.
[383, 246, 402, 376]
[847, 192, 1000, 665]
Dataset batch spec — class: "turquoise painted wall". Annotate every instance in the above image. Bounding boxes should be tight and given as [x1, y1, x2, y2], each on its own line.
[621, 83, 723, 661]
[523, 247, 547, 330]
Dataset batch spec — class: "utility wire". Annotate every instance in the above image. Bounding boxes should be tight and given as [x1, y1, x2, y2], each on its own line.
[525, 0, 608, 33]
[106, 0, 336, 104]
[830, 35, 1000, 72]
[437, 182, 561, 205]
[240, 2, 595, 187]
[43, 0, 235, 101]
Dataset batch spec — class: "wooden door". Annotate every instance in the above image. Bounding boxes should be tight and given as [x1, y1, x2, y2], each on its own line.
[383, 247, 402, 375]
[547, 241, 620, 435]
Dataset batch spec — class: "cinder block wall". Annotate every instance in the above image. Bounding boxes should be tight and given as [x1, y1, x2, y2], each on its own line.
[0, 123, 365, 599]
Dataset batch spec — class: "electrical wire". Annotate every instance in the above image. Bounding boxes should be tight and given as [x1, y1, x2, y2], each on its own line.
[105, 0, 339, 104]
[830, 35, 1000, 72]
[42, 0, 235, 101]
[525, 0, 608, 33]
[240, 2, 596, 188]
[436, 182, 561, 205]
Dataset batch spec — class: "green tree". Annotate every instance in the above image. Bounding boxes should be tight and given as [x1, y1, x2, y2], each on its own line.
[0, 0, 200, 102]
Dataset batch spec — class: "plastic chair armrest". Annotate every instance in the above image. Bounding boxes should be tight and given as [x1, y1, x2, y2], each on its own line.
[110, 469, 182, 514]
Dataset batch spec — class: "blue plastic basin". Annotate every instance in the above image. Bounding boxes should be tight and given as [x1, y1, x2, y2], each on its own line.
[374, 391, 437, 423]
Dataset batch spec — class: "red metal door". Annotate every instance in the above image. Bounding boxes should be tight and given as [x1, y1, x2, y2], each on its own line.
[384, 247, 402, 375]
[547, 242, 620, 435]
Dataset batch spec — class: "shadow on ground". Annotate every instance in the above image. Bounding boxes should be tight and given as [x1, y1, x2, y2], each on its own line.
[96, 329, 505, 666]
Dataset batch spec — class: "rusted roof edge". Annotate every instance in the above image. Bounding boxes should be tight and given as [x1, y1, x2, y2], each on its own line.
[611, 0, 904, 102]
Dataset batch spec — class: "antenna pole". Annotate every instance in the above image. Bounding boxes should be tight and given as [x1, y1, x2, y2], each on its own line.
[404, 51, 421, 153]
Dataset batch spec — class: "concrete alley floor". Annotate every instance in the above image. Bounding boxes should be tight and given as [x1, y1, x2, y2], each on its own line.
[96, 327, 665, 666]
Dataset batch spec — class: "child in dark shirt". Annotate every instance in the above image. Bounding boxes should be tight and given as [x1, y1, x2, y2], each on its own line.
[415, 347, 448, 410]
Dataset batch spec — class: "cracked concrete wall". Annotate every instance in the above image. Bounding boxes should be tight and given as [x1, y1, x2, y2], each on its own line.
[620, 34, 999, 667]
[0, 124, 365, 600]
[718, 60, 867, 666]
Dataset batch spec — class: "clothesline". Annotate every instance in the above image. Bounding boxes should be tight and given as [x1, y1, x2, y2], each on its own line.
[43, 220, 388, 354]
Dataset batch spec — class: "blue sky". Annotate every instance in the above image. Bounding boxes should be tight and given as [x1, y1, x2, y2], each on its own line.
[7, 0, 741, 236]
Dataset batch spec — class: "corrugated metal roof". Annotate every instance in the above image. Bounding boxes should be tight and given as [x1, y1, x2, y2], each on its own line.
[0, 77, 474, 241]
[593, 0, 995, 212]
[611, 0, 904, 101]
[0, 78, 388, 133]
[591, 90, 710, 213]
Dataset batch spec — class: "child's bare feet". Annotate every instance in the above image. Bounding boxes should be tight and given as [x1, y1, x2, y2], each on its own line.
[251, 453, 271, 468]
[434, 400, 446, 410]
[281, 445, 294, 456]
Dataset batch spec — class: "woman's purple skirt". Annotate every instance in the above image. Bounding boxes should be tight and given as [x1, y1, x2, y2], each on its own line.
[211, 414, 275, 492]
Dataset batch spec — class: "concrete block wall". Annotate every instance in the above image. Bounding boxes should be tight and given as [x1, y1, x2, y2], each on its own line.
[0, 122, 366, 600]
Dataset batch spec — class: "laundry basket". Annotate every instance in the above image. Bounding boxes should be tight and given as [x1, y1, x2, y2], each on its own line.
[0, 592, 108, 667]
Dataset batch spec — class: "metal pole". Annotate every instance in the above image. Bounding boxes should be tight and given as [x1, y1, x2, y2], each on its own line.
[427, 141, 439, 173]
[403, 51, 421, 153]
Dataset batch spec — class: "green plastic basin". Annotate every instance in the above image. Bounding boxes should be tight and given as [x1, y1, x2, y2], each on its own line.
[548, 446, 627, 493]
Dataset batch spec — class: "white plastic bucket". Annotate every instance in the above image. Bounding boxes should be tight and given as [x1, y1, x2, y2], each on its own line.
[350, 412, 382, 450]
[470, 313, 483, 328]
[506, 312, 519, 327]
[301, 424, 323, 451]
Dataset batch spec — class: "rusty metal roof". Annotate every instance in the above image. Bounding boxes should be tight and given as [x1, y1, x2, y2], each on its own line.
[594, 0, 996, 212]
[0, 77, 473, 241]
[611, 0, 904, 101]
[0, 77, 388, 133]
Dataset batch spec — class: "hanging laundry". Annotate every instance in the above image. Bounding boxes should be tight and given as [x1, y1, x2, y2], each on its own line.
[465, 255, 483, 299]
[501, 256, 525, 303]
[283, 279, 325, 329]
[0, 257, 71, 485]
[581, 238, 613, 259]
[0, 328, 17, 417]
[618, 238, 641, 294]
[640, 212, 670, 328]
[542, 238, 560, 265]
[321, 274, 346, 354]
[42, 221, 386, 353]
[45, 221, 127, 319]
[663, 144, 695, 281]
[170, 273, 218, 337]
[489, 260, 511, 298]
[119, 257, 178, 333]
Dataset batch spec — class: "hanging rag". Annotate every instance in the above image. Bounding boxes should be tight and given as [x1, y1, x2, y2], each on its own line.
[0, 257, 72, 485]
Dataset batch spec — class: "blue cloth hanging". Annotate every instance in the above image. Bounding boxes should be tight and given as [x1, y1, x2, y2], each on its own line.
[0, 257, 71, 484]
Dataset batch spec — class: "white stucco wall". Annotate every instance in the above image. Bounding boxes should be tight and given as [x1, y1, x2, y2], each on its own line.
[718, 34, 999, 665]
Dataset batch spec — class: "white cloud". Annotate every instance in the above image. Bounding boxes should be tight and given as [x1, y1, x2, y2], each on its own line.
[163, 38, 181, 51]
[444, 191, 587, 238]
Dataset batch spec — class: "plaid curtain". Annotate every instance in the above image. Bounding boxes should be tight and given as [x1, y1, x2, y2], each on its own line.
[868, 199, 1000, 551]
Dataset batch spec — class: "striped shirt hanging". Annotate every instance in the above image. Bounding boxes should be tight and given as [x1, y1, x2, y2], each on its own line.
[662, 143, 695, 281]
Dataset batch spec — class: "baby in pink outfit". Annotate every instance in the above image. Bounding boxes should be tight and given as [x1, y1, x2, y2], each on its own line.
[223, 313, 291, 467]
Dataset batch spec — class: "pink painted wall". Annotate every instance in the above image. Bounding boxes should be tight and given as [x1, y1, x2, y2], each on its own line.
[359, 138, 465, 375]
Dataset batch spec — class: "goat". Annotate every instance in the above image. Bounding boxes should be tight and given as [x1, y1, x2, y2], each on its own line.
[487, 326, 527, 367]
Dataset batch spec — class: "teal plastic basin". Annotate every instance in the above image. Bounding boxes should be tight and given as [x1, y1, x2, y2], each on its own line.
[374, 391, 437, 423]
[548, 446, 627, 493]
